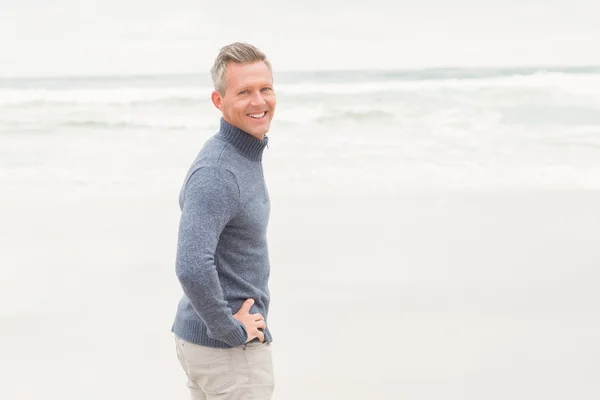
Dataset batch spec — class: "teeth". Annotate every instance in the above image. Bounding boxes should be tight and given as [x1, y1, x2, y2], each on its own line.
[249, 112, 265, 119]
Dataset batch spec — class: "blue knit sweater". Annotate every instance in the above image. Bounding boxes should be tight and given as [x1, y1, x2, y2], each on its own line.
[171, 118, 272, 348]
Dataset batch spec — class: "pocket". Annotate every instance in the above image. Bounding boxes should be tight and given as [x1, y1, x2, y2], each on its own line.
[181, 343, 236, 395]
[204, 353, 236, 394]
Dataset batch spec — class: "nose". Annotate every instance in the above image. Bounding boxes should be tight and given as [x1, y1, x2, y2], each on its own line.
[250, 91, 266, 107]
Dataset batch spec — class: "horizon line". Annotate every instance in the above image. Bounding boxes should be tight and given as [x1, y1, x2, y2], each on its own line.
[1, 64, 600, 81]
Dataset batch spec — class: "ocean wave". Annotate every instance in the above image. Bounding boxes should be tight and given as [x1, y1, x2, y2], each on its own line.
[59, 118, 209, 130]
[316, 110, 397, 123]
[3, 66, 598, 88]
[1, 97, 203, 109]
[2, 106, 397, 130]
[63, 120, 154, 129]
[2, 71, 600, 107]
[4, 101, 597, 131]
[0, 88, 205, 107]
[57, 110, 394, 128]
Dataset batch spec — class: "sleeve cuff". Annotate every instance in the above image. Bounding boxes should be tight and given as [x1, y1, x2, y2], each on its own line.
[218, 321, 248, 347]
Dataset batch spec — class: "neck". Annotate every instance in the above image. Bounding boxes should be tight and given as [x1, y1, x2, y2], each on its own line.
[215, 118, 268, 162]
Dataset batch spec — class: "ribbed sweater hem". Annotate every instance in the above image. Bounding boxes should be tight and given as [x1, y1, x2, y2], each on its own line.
[171, 316, 273, 349]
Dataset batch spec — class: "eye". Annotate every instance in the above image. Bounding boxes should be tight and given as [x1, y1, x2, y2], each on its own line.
[239, 90, 248, 95]
[261, 87, 272, 92]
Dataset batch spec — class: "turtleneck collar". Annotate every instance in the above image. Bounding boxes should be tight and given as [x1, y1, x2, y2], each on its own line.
[215, 118, 269, 162]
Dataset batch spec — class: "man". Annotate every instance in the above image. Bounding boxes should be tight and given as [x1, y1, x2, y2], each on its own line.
[172, 42, 276, 400]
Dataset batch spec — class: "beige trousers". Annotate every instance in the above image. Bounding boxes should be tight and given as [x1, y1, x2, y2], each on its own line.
[174, 335, 275, 400]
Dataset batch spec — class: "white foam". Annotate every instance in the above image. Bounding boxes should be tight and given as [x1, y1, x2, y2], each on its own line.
[3, 72, 600, 107]
[0, 87, 205, 106]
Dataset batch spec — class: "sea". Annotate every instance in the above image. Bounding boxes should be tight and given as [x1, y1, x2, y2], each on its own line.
[2, 66, 600, 197]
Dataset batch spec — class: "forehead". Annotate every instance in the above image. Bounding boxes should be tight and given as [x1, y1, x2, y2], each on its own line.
[226, 61, 273, 89]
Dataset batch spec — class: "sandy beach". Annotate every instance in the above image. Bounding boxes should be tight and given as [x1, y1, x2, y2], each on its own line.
[1, 186, 599, 399]
[3, 65, 600, 398]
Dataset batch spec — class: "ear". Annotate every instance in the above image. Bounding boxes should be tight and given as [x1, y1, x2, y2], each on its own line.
[211, 90, 223, 111]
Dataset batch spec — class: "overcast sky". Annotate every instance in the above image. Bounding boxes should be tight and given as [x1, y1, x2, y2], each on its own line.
[1, 0, 599, 77]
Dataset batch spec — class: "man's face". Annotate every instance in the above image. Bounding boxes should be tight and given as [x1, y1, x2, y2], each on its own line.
[212, 61, 276, 140]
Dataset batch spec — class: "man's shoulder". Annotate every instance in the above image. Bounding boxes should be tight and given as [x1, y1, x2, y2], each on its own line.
[197, 134, 225, 158]
[195, 134, 243, 165]
[177, 135, 239, 206]
[185, 138, 238, 182]
[180, 162, 239, 203]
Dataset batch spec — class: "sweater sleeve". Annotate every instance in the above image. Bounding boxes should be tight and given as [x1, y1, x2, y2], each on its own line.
[175, 166, 247, 347]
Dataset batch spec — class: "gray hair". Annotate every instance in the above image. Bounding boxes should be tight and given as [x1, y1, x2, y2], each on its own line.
[210, 42, 272, 95]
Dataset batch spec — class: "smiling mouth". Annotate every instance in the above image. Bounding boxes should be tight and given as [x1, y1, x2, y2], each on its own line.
[248, 112, 267, 119]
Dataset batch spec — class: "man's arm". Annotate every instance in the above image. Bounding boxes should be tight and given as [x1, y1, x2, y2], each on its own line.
[175, 166, 247, 347]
